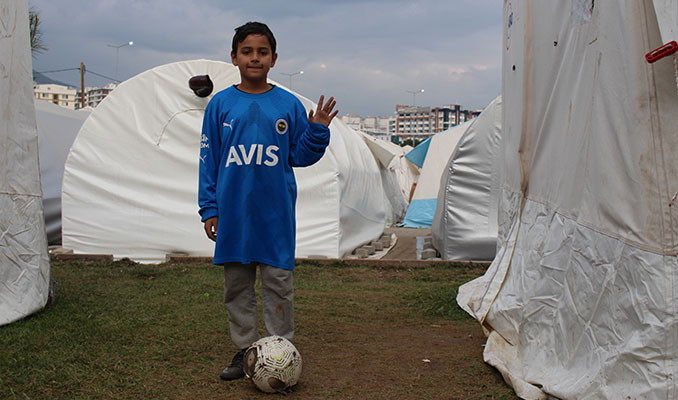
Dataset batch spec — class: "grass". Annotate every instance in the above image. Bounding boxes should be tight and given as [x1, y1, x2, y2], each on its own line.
[0, 259, 516, 399]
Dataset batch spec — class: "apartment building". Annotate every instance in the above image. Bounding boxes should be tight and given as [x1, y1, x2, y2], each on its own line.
[34, 84, 78, 110]
[395, 104, 481, 136]
[340, 114, 362, 131]
[77, 84, 117, 109]
[362, 116, 393, 135]
[34, 83, 118, 110]
[340, 114, 394, 136]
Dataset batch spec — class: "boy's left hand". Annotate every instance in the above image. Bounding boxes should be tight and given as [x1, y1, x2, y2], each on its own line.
[308, 95, 338, 127]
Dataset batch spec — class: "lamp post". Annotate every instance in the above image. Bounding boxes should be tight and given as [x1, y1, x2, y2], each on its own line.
[280, 70, 303, 89]
[107, 41, 134, 83]
[406, 88, 425, 105]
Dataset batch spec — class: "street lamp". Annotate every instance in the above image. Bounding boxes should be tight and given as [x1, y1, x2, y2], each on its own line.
[280, 70, 303, 89]
[406, 88, 425, 105]
[107, 41, 134, 83]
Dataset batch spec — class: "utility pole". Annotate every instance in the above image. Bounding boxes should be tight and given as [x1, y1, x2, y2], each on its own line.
[80, 62, 85, 109]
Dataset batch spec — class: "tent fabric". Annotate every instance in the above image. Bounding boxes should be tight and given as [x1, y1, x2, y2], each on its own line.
[35, 100, 90, 245]
[401, 122, 470, 228]
[431, 96, 502, 261]
[62, 60, 384, 263]
[653, 0, 678, 42]
[652, 0, 678, 91]
[403, 137, 430, 168]
[0, 0, 50, 326]
[459, 1, 678, 399]
[358, 132, 419, 226]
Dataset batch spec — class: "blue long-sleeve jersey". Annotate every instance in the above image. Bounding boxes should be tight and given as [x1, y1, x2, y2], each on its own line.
[198, 85, 330, 270]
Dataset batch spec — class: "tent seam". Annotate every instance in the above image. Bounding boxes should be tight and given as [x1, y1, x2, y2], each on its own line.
[0, 192, 42, 197]
[156, 108, 206, 146]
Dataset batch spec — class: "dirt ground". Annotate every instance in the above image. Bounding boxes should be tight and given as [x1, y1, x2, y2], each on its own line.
[195, 264, 516, 400]
[10, 230, 517, 400]
[290, 321, 511, 399]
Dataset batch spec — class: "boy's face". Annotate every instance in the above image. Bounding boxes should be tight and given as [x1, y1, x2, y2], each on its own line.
[231, 34, 277, 83]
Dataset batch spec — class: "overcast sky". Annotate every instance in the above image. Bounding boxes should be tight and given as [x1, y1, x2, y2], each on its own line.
[30, 0, 502, 117]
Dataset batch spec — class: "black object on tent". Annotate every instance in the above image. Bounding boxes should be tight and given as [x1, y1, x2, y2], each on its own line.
[189, 74, 213, 97]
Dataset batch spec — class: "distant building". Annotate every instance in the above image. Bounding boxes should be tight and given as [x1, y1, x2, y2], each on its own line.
[77, 83, 117, 109]
[362, 116, 378, 131]
[340, 114, 394, 136]
[362, 116, 393, 136]
[340, 114, 362, 131]
[33, 84, 78, 110]
[339, 103, 482, 139]
[395, 104, 480, 137]
[34, 82, 118, 110]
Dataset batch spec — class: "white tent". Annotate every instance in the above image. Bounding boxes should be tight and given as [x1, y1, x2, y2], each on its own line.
[431, 95, 502, 261]
[358, 132, 419, 226]
[401, 122, 470, 228]
[459, 1, 678, 398]
[35, 100, 90, 245]
[62, 60, 385, 263]
[0, 0, 50, 326]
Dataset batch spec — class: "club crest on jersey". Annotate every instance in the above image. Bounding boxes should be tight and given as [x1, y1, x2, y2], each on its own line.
[275, 119, 288, 135]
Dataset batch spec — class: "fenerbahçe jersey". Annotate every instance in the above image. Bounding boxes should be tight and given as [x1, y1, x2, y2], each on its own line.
[198, 85, 330, 270]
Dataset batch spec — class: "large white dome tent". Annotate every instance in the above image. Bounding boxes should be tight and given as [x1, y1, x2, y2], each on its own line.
[0, 0, 50, 326]
[401, 121, 471, 228]
[357, 131, 419, 226]
[431, 95, 502, 261]
[459, 1, 678, 398]
[61, 60, 384, 263]
[35, 100, 90, 245]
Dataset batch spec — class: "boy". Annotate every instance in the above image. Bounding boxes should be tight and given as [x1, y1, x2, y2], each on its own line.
[198, 21, 338, 381]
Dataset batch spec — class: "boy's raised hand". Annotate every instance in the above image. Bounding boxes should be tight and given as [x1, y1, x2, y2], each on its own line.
[308, 95, 338, 127]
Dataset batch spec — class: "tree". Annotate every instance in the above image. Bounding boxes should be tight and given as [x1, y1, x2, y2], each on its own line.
[29, 7, 47, 57]
[401, 138, 424, 148]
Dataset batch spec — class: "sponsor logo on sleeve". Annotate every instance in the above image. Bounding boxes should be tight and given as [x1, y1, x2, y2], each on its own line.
[200, 134, 209, 163]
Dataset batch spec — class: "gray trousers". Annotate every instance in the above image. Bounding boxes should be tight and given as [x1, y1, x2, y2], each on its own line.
[223, 262, 294, 350]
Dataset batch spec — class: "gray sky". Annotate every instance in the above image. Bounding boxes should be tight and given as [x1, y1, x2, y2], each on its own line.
[31, 0, 502, 117]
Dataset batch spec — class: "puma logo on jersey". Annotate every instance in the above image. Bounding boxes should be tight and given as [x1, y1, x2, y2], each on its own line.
[225, 144, 279, 167]
[223, 119, 234, 129]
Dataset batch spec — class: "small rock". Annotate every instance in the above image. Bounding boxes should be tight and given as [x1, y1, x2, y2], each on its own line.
[355, 248, 370, 258]
[423, 237, 433, 249]
[49, 247, 73, 255]
[421, 248, 437, 259]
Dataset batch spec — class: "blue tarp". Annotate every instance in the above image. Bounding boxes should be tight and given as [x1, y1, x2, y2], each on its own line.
[401, 198, 437, 228]
[404, 137, 431, 168]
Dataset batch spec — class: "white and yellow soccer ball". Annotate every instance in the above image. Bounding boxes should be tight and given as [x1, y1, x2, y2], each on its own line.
[244, 335, 302, 393]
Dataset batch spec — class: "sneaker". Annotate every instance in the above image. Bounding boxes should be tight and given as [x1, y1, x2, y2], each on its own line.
[220, 350, 246, 381]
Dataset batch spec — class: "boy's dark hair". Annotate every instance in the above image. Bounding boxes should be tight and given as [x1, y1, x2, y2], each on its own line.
[232, 22, 277, 55]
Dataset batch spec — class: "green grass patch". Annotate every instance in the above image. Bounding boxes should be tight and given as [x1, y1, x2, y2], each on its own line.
[409, 265, 485, 320]
[0, 259, 513, 399]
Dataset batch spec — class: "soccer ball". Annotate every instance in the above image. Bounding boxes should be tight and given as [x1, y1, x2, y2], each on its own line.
[244, 335, 302, 393]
